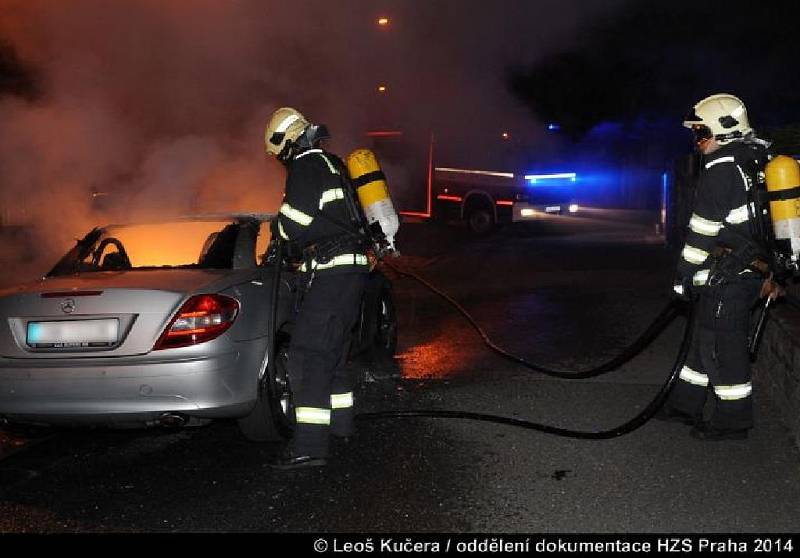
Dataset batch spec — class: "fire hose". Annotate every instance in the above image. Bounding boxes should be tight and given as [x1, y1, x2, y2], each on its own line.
[359, 262, 800, 439]
[269, 240, 693, 439]
[384, 263, 681, 380]
[355, 262, 693, 439]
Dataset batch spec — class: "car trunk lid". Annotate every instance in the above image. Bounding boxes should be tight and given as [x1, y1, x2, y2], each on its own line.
[0, 270, 230, 358]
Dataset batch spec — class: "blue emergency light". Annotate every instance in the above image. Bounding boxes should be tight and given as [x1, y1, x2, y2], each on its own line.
[524, 172, 577, 185]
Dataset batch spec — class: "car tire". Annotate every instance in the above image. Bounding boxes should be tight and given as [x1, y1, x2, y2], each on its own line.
[466, 208, 495, 236]
[237, 340, 294, 443]
[371, 283, 398, 360]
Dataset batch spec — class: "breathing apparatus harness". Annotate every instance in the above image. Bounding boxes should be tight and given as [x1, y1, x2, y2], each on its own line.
[702, 139, 800, 355]
[276, 144, 390, 293]
[735, 137, 800, 279]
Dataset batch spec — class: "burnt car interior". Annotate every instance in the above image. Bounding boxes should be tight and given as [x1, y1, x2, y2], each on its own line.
[196, 224, 238, 269]
[47, 219, 269, 276]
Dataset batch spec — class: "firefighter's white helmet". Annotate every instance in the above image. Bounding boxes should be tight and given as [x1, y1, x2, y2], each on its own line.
[683, 93, 752, 145]
[265, 107, 310, 158]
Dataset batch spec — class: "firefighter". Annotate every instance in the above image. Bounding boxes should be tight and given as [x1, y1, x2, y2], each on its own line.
[264, 107, 370, 469]
[658, 93, 782, 441]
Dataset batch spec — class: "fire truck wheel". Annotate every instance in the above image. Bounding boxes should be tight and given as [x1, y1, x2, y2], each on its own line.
[466, 208, 495, 235]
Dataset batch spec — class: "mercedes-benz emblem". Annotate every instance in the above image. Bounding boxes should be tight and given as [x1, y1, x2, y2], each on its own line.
[61, 299, 76, 314]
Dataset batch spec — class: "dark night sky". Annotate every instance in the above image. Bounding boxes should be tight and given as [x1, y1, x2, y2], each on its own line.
[509, 0, 800, 138]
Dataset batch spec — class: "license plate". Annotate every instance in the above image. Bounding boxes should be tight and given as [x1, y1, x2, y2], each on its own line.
[545, 206, 561, 213]
[27, 319, 119, 349]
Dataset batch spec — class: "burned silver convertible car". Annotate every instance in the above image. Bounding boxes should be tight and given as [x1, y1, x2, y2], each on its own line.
[0, 214, 396, 441]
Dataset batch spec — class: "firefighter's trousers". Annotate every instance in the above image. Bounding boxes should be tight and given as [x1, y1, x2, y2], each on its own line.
[288, 272, 366, 458]
[669, 276, 762, 430]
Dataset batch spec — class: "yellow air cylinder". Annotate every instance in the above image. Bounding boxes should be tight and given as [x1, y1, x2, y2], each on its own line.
[346, 148, 399, 252]
[765, 155, 800, 260]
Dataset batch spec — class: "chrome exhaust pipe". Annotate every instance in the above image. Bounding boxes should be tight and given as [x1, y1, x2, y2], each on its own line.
[158, 413, 187, 427]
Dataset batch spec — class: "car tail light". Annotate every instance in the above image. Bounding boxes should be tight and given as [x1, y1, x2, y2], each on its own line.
[154, 294, 240, 350]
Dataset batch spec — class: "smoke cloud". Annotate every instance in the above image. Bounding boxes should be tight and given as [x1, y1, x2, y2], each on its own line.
[0, 0, 623, 283]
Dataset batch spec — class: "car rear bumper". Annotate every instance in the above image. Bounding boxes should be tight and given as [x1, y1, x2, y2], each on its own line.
[0, 343, 265, 426]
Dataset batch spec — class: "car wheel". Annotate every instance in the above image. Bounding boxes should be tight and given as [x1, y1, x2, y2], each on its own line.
[237, 340, 293, 442]
[466, 208, 495, 235]
[372, 284, 398, 359]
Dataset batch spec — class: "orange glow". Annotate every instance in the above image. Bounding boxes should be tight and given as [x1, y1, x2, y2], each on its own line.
[397, 330, 467, 380]
[377, 85, 388, 93]
[179, 311, 212, 318]
[167, 328, 208, 337]
[399, 211, 431, 218]
[501, 131, 510, 140]
[106, 221, 232, 267]
[366, 130, 403, 137]
[436, 195, 462, 202]
[377, 17, 390, 26]
[427, 132, 434, 215]
[496, 200, 514, 206]
[396, 132, 434, 219]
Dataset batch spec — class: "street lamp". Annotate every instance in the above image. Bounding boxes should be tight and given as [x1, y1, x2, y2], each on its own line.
[377, 16, 390, 27]
[377, 84, 388, 93]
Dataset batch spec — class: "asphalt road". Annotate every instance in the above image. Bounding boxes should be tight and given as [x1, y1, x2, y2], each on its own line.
[1, 213, 799, 533]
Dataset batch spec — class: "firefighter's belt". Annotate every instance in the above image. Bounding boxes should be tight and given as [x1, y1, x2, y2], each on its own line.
[301, 236, 360, 266]
[708, 245, 769, 287]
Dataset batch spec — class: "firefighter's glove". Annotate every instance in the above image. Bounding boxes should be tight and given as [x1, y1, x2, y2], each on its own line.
[672, 275, 694, 302]
[760, 275, 786, 301]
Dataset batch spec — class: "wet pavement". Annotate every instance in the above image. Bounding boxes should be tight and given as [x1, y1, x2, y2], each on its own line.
[1, 213, 800, 532]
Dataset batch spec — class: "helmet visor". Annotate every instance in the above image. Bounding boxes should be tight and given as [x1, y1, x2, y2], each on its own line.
[683, 107, 702, 124]
[689, 124, 713, 145]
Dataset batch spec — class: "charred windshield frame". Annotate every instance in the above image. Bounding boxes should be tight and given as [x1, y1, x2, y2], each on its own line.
[47, 227, 103, 277]
[46, 221, 256, 277]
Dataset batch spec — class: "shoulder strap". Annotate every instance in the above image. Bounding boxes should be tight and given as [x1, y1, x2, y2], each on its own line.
[307, 151, 369, 240]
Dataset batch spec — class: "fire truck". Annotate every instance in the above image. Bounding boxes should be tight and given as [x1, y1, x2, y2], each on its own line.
[431, 167, 580, 234]
[361, 130, 580, 235]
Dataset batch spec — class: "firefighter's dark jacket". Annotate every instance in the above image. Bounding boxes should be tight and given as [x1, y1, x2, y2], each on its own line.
[276, 148, 369, 275]
[677, 141, 767, 288]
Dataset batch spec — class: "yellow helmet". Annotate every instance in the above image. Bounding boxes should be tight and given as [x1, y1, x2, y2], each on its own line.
[265, 107, 310, 158]
[683, 93, 752, 145]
